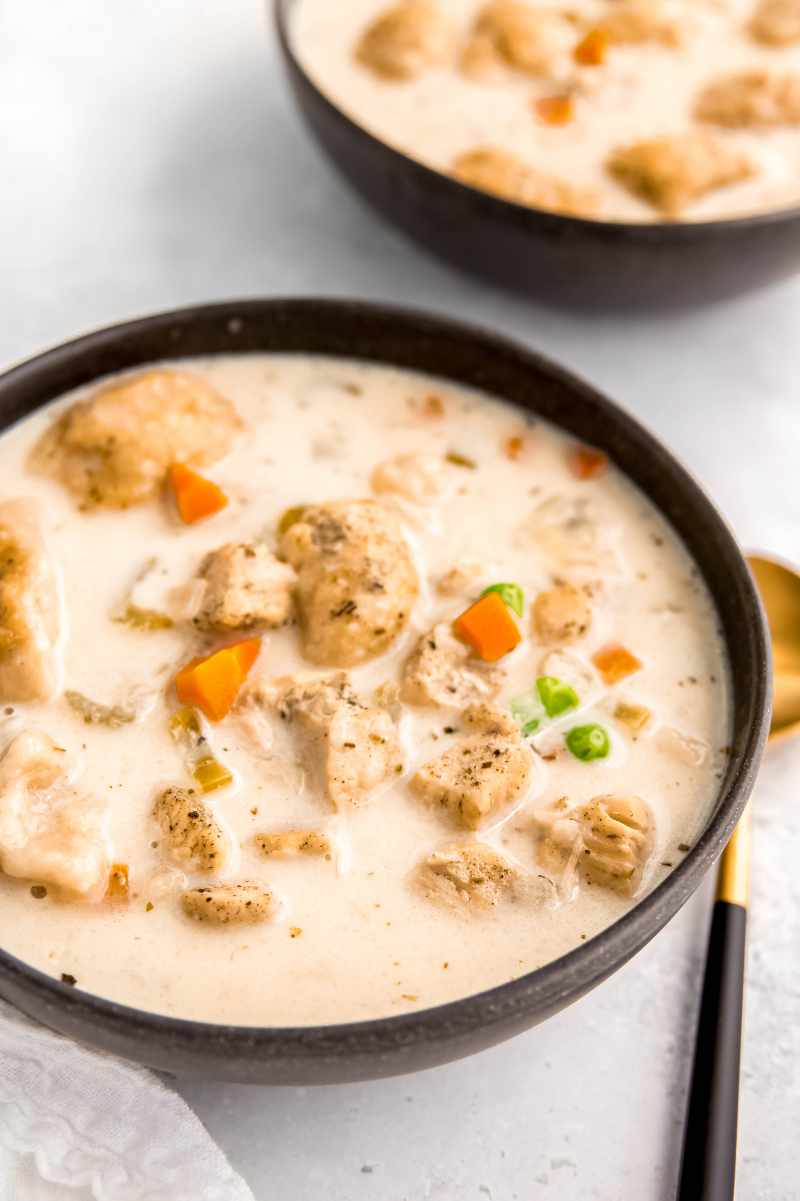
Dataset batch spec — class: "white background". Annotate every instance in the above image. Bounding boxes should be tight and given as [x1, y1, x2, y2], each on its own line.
[2, 2, 799, 1197]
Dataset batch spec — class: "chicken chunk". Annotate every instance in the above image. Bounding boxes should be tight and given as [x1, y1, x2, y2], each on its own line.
[280, 499, 418, 667]
[607, 132, 755, 217]
[355, 0, 454, 80]
[255, 829, 332, 858]
[0, 731, 111, 897]
[153, 786, 228, 873]
[371, 453, 449, 505]
[461, 2, 567, 79]
[278, 673, 403, 810]
[696, 70, 800, 128]
[452, 147, 598, 217]
[599, 0, 681, 46]
[182, 881, 275, 925]
[574, 794, 654, 894]
[32, 369, 241, 509]
[402, 622, 502, 707]
[0, 500, 64, 703]
[751, 0, 800, 45]
[536, 793, 654, 896]
[411, 704, 532, 828]
[531, 583, 592, 645]
[418, 841, 553, 911]
[194, 542, 295, 633]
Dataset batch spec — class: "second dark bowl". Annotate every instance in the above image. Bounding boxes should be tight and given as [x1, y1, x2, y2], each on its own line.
[274, 0, 800, 308]
[0, 298, 770, 1082]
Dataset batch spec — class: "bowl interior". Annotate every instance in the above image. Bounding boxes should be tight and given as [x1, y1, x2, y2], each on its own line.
[273, 0, 800, 306]
[274, 0, 800, 238]
[0, 299, 771, 1081]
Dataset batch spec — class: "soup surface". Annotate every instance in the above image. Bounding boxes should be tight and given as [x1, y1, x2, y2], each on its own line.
[294, 0, 800, 222]
[0, 354, 729, 1025]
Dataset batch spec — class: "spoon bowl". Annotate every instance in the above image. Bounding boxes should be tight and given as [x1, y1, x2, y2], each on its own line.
[748, 555, 800, 743]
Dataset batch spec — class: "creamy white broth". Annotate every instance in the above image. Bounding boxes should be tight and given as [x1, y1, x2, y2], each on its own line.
[293, 0, 800, 223]
[0, 354, 730, 1025]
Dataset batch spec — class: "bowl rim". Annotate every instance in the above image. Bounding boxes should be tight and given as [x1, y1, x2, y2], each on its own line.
[273, 0, 800, 239]
[0, 296, 771, 1071]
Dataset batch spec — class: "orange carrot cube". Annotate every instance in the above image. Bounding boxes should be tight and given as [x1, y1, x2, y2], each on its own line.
[592, 642, 643, 685]
[175, 637, 261, 722]
[535, 95, 575, 125]
[453, 591, 522, 662]
[574, 28, 608, 65]
[569, 445, 608, 480]
[169, 463, 228, 524]
[503, 434, 525, 460]
[106, 863, 130, 901]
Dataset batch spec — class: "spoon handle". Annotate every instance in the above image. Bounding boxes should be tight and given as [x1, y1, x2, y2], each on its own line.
[676, 807, 750, 1201]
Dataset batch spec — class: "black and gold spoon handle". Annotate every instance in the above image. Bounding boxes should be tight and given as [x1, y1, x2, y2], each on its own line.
[676, 804, 750, 1201]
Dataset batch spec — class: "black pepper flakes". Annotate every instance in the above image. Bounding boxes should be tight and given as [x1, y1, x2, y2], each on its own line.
[61, 973, 77, 987]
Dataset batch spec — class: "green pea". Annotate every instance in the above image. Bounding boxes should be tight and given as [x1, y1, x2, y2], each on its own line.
[566, 723, 610, 762]
[480, 582, 524, 617]
[536, 676, 579, 719]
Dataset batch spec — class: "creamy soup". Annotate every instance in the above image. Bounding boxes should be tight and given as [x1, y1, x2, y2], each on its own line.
[0, 355, 730, 1025]
[293, 0, 800, 222]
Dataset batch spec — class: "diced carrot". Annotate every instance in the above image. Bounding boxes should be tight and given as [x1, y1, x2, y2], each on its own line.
[569, 445, 608, 480]
[169, 463, 228, 524]
[175, 637, 261, 722]
[106, 863, 129, 901]
[535, 95, 575, 126]
[503, 434, 525, 460]
[229, 637, 261, 677]
[453, 591, 522, 662]
[422, 393, 445, 417]
[574, 28, 608, 65]
[593, 642, 643, 685]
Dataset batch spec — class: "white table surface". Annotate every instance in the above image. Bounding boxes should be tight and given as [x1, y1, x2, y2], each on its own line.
[3, 2, 799, 1198]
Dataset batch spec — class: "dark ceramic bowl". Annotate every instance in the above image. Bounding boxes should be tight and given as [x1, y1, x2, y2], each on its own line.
[274, 0, 800, 308]
[0, 299, 770, 1083]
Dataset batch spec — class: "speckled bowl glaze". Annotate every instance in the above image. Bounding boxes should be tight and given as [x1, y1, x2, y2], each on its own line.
[274, 0, 800, 308]
[0, 299, 770, 1082]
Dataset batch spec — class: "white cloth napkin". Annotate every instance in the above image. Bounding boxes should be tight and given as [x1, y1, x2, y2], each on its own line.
[0, 999, 255, 1201]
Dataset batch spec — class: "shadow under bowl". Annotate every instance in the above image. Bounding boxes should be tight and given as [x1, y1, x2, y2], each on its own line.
[0, 297, 770, 1082]
[273, 0, 800, 309]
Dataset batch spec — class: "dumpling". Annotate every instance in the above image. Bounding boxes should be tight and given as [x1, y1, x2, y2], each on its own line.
[0, 731, 111, 898]
[32, 369, 241, 509]
[280, 499, 418, 666]
[0, 499, 64, 703]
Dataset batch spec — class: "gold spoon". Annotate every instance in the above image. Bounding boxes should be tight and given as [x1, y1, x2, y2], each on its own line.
[677, 552, 793, 1200]
[748, 554, 800, 743]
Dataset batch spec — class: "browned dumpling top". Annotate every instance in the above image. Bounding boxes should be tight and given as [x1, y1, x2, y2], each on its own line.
[606, 132, 755, 217]
[0, 499, 64, 703]
[452, 146, 598, 218]
[355, 0, 454, 79]
[599, 0, 682, 47]
[280, 499, 419, 667]
[32, 369, 241, 509]
[460, 1, 569, 79]
[751, 0, 800, 46]
[696, 70, 800, 128]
